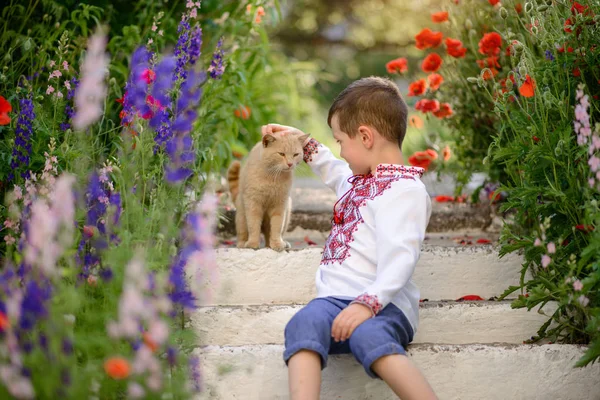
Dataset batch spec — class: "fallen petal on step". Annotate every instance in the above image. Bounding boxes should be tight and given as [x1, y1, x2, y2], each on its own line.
[456, 295, 485, 301]
[304, 235, 317, 246]
[434, 195, 455, 202]
[476, 238, 492, 244]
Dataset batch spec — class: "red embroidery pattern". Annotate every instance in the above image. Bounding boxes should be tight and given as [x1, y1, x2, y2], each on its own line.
[376, 164, 424, 178]
[353, 293, 383, 315]
[322, 166, 421, 265]
[303, 138, 321, 163]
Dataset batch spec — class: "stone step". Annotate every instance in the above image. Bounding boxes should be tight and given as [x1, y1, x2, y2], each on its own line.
[203, 246, 525, 306]
[196, 344, 600, 400]
[194, 301, 555, 346]
[217, 201, 494, 236]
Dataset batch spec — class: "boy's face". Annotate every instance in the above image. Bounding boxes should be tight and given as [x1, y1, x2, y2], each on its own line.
[331, 115, 371, 175]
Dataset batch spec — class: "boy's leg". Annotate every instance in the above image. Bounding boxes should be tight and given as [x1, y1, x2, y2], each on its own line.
[348, 305, 437, 399]
[372, 354, 438, 400]
[284, 298, 346, 400]
[288, 350, 322, 400]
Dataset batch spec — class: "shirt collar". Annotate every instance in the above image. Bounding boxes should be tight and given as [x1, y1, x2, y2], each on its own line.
[374, 164, 425, 179]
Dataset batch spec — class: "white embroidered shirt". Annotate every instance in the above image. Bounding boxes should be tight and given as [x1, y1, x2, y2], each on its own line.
[303, 138, 432, 333]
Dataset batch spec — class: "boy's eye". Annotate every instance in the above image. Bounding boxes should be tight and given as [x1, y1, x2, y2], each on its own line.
[293, 153, 299, 157]
[278, 152, 285, 156]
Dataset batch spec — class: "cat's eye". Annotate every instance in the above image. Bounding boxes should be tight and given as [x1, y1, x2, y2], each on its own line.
[293, 153, 299, 157]
[278, 152, 285, 156]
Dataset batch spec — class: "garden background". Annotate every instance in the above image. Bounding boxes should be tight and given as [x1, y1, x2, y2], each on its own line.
[0, 0, 599, 398]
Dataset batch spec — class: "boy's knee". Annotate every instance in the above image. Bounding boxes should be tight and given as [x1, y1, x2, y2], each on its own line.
[285, 306, 330, 338]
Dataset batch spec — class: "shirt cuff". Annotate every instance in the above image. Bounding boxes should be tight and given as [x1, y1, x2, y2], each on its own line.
[303, 138, 321, 163]
[350, 293, 383, 316]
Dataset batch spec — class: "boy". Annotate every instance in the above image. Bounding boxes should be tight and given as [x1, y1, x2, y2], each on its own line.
[262, 76, 437, 400]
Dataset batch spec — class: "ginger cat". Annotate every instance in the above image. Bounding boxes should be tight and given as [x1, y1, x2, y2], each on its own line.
[227, 132, 309, 251]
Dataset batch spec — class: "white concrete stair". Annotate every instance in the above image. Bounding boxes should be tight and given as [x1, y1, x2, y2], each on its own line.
[193, 301, 556, 347]
[205, 246, 526, 305]
[195, 237, 600, 399]
[196, 344, 600, 400]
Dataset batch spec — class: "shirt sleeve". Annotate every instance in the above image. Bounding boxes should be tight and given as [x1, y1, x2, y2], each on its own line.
[351, 188, 431, 315]
[303, 138, 353, 197]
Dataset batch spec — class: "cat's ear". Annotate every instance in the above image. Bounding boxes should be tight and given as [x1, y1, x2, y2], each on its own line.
[298, 134, 310, 145]
[262, 134, 276, 147]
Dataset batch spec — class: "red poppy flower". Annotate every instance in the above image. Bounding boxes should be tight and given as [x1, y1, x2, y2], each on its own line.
[564, 18, 573, 33]
[433, 102, 453, 119]
[431, 11, 449, 23]
[427, 73, 444, 91]
[575, 224, 594, 232]
[442, 145, 451, 161]
[415, 99, 441, 113]
[386, 57, 409, 74]
[445, 38, 467, 58]
[0, 95, 12, 126]
[482, 68, 499, 80]
[234, 105, 251, 119]
[488, 0, 500, 5]
[571, 2, 589, 15]
[519, 75, 536, 97]
[421, 53, 443, 73]
[573, 68, 581, 77]
[478, 32, 502, 56]
[515, 3, 523, 13]
[476, 56, 500, 69]
[415, 28, 443, 50]
[408, 149, 438, 170]
[408, 79, 427, 97]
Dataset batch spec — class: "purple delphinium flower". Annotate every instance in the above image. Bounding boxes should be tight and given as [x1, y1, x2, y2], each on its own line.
[188, 355, 202, 392]
[165, 69, 203, 184]
[208, 37, 225, 79]
[174, 18, 192, 81]
[149, 56, 176, 147]
[19, 280, 52, 331]
[120, 47, 151, 127]
[61, 78, 78, 131]
[9, 97, 35, 181]
[545, 50, 555, 61]
[188, 27, 202, 65]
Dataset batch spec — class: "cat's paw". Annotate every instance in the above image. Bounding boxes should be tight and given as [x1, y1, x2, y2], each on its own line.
[243, 240, 260, 249]
[269, 240, 287, 252]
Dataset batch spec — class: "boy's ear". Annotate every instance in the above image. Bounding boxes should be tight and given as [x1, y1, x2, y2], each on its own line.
[358, 126, 374, 149]
[298, 134, 310, 145]
[262, 134, 276, 147]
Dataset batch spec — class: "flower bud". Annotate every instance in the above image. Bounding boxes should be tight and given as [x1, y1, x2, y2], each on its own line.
[518, 66, 528, 77]
[467, 77, 479, 83]
[524, 2, 533, 13]
[537, 5, 548, 12]
[465, 19, 473, 30]
[499, 7, 508, 19]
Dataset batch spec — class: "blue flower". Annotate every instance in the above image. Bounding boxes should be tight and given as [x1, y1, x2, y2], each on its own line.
[174, 19, 192, 81]
[9, 97, 35, 181]
[545, 50, 555, 61]
[188, 27, 203, 65]
[208, 37, 225, 79]
[19, 280, 51, 331]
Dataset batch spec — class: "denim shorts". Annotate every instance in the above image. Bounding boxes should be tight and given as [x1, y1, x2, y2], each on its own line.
[283, 296, 414, 379]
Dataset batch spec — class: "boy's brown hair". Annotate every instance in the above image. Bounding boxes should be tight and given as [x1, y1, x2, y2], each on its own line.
[327, 76, 408, 148]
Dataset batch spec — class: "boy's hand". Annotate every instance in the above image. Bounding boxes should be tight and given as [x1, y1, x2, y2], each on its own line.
[331, 303, 373, 342]
[261, 123, 310, 145]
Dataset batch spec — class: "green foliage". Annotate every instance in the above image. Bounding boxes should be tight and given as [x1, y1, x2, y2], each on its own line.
[439, 0, 600, 366]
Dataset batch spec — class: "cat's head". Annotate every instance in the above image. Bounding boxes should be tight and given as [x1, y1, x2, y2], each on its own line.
[261, 132, 310, 172]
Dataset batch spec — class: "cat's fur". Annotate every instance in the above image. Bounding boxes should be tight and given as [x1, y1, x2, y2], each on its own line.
[227, 132, 308, 251]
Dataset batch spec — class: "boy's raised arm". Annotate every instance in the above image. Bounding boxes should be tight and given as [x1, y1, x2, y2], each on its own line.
[262, 124, 353, 197]
[351, 188, 431, 315]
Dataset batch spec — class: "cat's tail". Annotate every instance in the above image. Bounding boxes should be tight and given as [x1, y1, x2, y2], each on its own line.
[227, 161, 241, 203]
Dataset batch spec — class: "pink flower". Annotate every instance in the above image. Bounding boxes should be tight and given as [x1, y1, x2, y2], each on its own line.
[589, 178, 595, 187]
[49, 70, 62, 79]
[62, 61, 69, 71]
[541, 255, 551, 268]
[4, 235, 15, 245]
[547, 242, 556, 254]
[578, 295, 590, 307]
[46, 85, 55, 95]
[72, 28, 109, 131]
[534, 238, 542, 246]
[573, 280, 583, 291]
[64, 80, 71, 90]
[49, 60, 56, 67]
[151, 23, 158, 32]
[128, 383, 145, 398]
[588, 156, 600, 172]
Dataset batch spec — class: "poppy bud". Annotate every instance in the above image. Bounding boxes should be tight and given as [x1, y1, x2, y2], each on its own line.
[537, 5, 548, 12]
[465, 19, 473, 30]
[524, 2, 533, 13]
[499, 7, 508, 19]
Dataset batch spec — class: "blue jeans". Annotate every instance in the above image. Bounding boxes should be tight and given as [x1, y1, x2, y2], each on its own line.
[283, 297, 414, 379]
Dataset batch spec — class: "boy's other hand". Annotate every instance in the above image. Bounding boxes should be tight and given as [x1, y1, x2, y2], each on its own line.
[331, 303, 373, 342]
